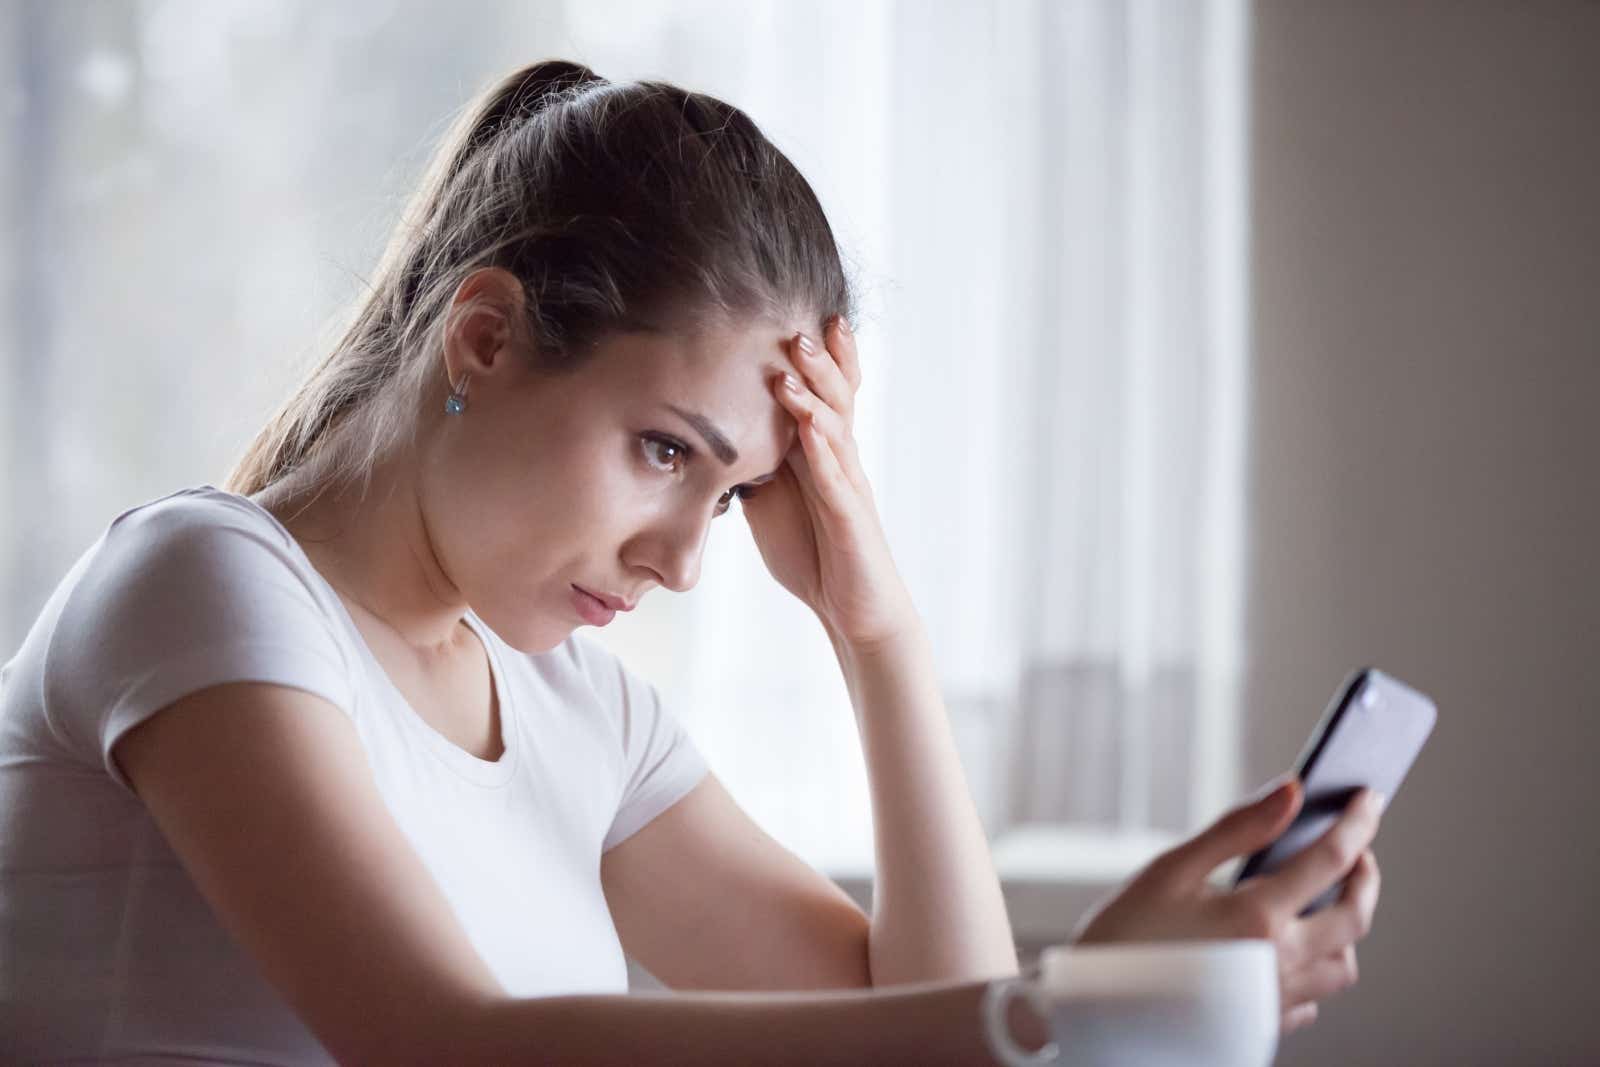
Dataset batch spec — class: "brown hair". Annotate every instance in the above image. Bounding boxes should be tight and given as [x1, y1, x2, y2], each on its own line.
[223, 58, 855, 508]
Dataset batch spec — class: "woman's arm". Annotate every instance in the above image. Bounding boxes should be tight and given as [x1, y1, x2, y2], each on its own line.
[829, 620, 1021, 986]
[117, 679, 1047, 1065]
[740, 319, 1022, 987]
[599, 624, 1018, 994]
[461, 979, 1046, 1067]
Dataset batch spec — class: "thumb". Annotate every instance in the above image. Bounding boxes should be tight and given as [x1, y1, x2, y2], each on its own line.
[1168, 777, 1302, 884]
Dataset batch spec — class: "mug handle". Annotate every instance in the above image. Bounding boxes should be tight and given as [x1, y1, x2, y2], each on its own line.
[980, 976, 1061, 1066]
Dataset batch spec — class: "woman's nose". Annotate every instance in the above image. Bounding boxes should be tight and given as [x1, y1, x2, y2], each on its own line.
[627, 509, 710, 593]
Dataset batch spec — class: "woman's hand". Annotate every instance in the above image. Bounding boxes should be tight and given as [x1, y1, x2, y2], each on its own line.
[739, 317, 917, 649]
[1072, 779, 1385, 1035]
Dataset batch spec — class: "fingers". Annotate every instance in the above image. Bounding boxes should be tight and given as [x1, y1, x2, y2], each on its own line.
[1296, 849, 1381, 959]
[774, 348, 869, 495]
[1286, 944, 1359, 1005]
[1281, 1000, 1319, 1034]
[1158, 778, 1302, 887]
[826, 315, 862, 392]
[1255, 790, 1384, 916]
[793, 329, 856, 424]
[774, 374, 856, 530]
[1281, 939, 1363, 1037]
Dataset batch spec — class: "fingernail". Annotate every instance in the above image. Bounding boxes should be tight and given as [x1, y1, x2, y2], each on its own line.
[1371, 791, 1388, 815]
[835, 315, 852, 336]
[781, 372, 801, 392]
[1254, 774, 1293, 803]
[796, 333, 815, 356]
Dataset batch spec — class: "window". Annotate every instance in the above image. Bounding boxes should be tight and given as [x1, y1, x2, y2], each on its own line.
[1, 0, 1250, 909]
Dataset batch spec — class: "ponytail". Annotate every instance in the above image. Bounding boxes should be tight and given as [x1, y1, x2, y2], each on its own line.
[223, 58, 852, 515]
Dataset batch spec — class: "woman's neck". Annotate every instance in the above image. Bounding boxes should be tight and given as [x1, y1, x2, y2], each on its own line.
[255, 458, 472, 659]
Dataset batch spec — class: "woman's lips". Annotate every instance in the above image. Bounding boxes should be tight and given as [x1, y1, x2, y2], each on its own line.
[570, 585, 617, 626]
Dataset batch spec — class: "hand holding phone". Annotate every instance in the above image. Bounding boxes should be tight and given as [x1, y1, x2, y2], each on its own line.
[1074, 666, 1436, 1034]
[1234, 667, 1437, 915]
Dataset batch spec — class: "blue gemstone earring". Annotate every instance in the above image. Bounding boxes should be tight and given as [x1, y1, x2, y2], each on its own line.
[444, 373, 469, 415]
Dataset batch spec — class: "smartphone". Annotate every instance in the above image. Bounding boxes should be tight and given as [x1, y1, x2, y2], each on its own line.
[1233, 667, 1437, 915]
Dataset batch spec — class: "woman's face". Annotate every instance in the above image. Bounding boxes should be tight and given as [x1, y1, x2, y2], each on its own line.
[424, 307, 804, 654]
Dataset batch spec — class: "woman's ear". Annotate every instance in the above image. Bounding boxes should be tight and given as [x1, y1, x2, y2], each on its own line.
[444, 267, 529, 381]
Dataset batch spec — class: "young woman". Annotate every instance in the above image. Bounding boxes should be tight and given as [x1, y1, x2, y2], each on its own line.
[0, 60, 1383, 1063]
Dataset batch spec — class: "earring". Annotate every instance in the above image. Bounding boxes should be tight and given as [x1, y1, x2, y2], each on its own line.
[445, 373, 469, 415]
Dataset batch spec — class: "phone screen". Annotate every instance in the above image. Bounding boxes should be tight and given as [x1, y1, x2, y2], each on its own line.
[1233, 667, 1437, 915]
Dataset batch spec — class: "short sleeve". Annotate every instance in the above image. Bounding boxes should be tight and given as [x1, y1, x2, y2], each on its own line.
[42, 495, 356, 797]
[570, 637, 710, 853]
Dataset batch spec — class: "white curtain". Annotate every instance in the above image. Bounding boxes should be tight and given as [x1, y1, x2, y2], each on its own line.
[581, 0, 1253, 871]
[0, 0, 1249, 877]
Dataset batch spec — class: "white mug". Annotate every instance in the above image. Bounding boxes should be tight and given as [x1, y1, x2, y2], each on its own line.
[981, 939, 1280, 1067]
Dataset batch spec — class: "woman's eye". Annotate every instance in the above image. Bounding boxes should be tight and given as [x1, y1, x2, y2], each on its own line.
[642, 433, 756, 518]
[640, 435, 687, 474]
[713, 485, 757, 518]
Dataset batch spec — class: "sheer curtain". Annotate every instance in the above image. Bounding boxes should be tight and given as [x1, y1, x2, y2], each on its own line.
[580, 0, 1253, 872]
[0, 0, 1249, 878]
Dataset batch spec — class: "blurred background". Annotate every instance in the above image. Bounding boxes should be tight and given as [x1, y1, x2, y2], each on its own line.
[1, 1, 1595, 1062]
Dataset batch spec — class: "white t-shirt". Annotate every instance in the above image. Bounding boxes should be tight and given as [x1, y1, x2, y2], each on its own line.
[0, 485, 710, 1064]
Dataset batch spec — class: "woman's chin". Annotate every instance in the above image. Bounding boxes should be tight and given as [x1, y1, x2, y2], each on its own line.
[485, 614, 578, 656]
[525, 625, 579, 654]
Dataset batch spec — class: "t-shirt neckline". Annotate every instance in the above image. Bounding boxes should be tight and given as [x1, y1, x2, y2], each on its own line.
[199, 484, 521, 788]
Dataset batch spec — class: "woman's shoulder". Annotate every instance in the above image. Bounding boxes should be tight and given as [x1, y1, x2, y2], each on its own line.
[32, 484, 359, 788]
[54, 481, 343, 642]
[79, 482, 336, 601]
[104, 483, 302, 552]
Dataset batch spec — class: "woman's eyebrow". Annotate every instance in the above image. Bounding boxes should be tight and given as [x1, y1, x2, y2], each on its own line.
[665, 405, 739, 466]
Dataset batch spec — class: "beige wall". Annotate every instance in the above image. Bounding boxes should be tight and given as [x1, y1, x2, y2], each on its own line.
[1248, 2, 1599, 1063]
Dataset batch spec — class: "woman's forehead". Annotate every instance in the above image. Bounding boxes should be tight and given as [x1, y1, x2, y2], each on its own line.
[586, 318, 802, 472]
[600, 316, 803, 394]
